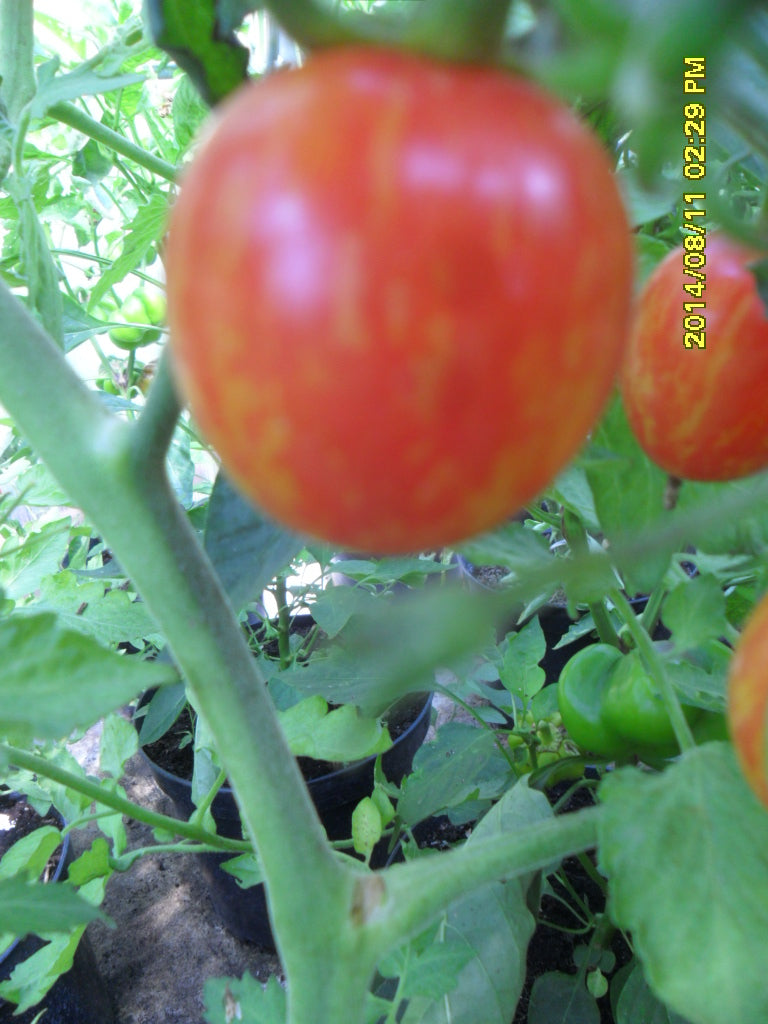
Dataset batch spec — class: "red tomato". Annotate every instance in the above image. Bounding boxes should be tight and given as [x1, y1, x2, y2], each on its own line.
[166, 47, 633, 553]
[728, 590, 768, 808]
[621, 234, 768, 482]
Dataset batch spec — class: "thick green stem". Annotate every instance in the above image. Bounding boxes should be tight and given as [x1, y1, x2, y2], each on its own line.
[1, 743, 249, 854]
[562, 509, 622, 649]
[369, 805, 602, 945]
[130, 346, 184, 468]
[275, 574, 292, 668]
[264, 0, 403, 51]
[404, 0, 514, 63]
[0, 283, 355, 1016]
[49, 101, 178, 182]
[610, 588, 696, 753]
[0, 0, 35, 120]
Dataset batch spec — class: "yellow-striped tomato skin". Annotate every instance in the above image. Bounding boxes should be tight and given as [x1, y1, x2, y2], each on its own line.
[166, 47, 633, 553]
[728, 591, 768, 808]
[622, 234, 768, 483]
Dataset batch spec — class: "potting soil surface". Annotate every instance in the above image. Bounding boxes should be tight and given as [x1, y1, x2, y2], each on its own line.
[70, 750, 281, 1024]
[64, 691, 478, 1023]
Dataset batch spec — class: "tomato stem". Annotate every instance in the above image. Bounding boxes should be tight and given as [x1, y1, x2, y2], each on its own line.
[50, 101, 178, 183]
[562, 509, 623, 649]
[130, 346, 184, 470]
[263, 0, 405, 52]
[0, 0, 35, 121]
[275, 574, 292, 669]
[0, 743, 251, 854]
[403, 0, 514, 63]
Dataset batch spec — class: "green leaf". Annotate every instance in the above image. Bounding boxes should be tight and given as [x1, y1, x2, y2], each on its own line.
[0, 925, 88, 1012]
[203, 470, 302, 613]
[99, 712, 139, 778]
[351, 796, 383, 858]
[396, 723, 512, 826]
[674, 472, 768, 556]
[0, 612, 177, 743]
[615, 961, 692, 1024]
[397, 784, 553, 1024]
[310, 585, 374, 638]
[278, 696, 390, 762]
[171, 73, 210, 152]
[379, 925, 474, 1002]
[634, 233, 672, 286]
[617, 166, 680, 228]
[527, 971, 600, 1024]
[136, 682, 187, 745]
[0, 827, 61, 882]
[598, 744, 768, 1024]
[61, 293, 112, 352]
[37, 571, 161, 646]
[549, 463, 600, 534]
[219, 851, 264, 890]
[0, 518, 72, 600]
[499, 616, 546, 703]
[88, 191, 171, 308]
[661, 576, 730, 652]
[585, 394, 670, 593]
[0, 877, 107, 935]
[31, 67, 145, 118]
[204, 973, 286, 1024]
[6, 462, 71, 506]
[284, 586, 498, 718]
[459, 520, 552, 575]
[72, 139, 113, 183]
[67, 838, 113, 887]
[14, 181, 63, 343]
[146, 0, 250, 106]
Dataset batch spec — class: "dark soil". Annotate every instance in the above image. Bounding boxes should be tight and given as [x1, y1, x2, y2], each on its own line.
[0, 791, 63, 869]
[72, 751, 282, 1024]
[512, 781, 632, 1024]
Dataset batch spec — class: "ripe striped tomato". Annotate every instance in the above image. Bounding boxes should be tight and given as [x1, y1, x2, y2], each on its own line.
[728, 590, 768, 808]
[622, 234, 768, 482]
[166, 47, 632, 553]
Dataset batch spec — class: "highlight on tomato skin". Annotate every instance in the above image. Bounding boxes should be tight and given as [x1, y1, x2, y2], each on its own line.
[621, 233, 768, 484]
[165, 46, 634, 554]
[728, 590, 768, 809]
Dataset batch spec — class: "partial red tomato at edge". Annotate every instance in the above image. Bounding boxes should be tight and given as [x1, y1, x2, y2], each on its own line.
[166, 47, 633, 553]
[621, 234, 768, 483]
[728, 590, 768, 809]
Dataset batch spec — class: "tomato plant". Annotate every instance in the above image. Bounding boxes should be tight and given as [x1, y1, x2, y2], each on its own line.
[165, 46, 633, 554]
[621, 234, 768, 482]
[728, 589, 768, 808]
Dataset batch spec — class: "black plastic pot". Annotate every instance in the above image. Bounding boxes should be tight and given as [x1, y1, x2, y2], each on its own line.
[0, 796, 114, 1024]
[139, 692, 433, 948]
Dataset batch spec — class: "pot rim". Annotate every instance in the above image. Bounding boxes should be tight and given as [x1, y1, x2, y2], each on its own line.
[139, 690, 434, 795]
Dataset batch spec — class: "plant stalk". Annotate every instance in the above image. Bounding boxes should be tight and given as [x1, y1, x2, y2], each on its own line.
[0, 743, 249, 853]
[370, 805, 602, 946]
[0, 0, 35, 120]
[50, 101, 178, 182]
[0, 283, 356, 1019]
[609, 588, 696, 753]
